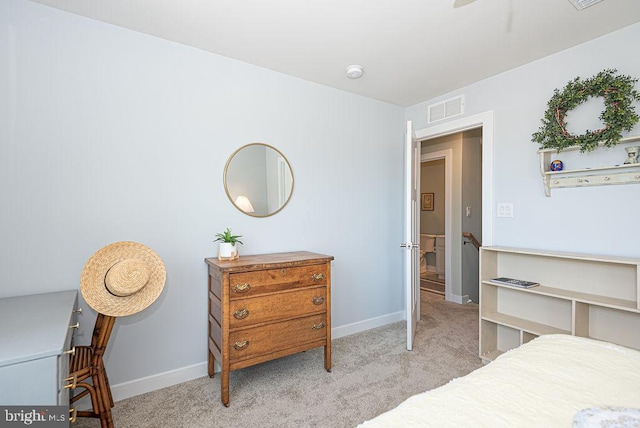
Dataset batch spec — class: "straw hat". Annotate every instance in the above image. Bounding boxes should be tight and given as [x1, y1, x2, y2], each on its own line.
[80, 241, 166, 317]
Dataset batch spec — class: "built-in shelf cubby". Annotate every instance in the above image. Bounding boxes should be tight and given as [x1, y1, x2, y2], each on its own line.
[479, 246, 640, 363]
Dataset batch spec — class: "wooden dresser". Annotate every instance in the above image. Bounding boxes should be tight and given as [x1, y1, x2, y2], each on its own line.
[205, 251, 333, 406]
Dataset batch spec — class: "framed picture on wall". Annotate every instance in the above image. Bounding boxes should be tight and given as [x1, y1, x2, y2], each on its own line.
[421, 193, 434, 211]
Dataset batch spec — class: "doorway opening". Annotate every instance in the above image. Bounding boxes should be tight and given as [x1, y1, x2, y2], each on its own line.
[419, 158, 446, 296]
[413, 110, 493, 305]
[405, 111, 493, 350]
[419, 130, 482, 303]
[419, 150, 452, 300]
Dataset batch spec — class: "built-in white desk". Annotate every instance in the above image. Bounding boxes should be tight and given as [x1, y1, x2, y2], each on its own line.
[0, 290, 78, 405]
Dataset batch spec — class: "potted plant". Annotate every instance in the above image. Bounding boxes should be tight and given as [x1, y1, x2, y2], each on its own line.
[214, 228, 243, 259]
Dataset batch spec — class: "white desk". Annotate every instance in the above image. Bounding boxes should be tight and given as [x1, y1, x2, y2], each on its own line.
[0, 290, 78, 405]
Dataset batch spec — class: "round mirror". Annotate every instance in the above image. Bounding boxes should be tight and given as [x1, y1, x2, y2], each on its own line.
[224, 143, 294, 217]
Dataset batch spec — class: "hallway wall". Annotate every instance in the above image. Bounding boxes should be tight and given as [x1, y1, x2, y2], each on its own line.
[461, 129, 482, 303]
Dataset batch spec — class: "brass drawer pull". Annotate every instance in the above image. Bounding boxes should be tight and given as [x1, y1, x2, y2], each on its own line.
[312, 296, 325, 305]
[64, 374, 77, 390]
[311, 273, 324, 282]
[63, 346, 76, 356]
[233, 309, 249, 320]
[69, 407, 77, 423]
[312, 323, 325, 330]
[233, 283, 251, 293]
[69, 322, 80, 329]
[233, 340, 249, 350]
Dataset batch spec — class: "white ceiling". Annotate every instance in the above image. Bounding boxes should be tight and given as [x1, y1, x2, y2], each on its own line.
[29, 0, 640, 107]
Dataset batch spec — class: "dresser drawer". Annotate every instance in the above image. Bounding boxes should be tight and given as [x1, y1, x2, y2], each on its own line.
[229, 313, 327, 362]
[229, 287, 326, 328]
[228, 264, 328, 299]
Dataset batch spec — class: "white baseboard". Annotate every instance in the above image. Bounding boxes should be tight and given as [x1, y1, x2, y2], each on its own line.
[109, 310, 404, 402]
[332, 310, 404, 339]
[448, 293, 471, 304]
[111, 361, 208, 402]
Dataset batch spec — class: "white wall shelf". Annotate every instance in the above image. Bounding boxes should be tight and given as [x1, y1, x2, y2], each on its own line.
[538, 135, 640, 196]
[479, 246, 640, 363]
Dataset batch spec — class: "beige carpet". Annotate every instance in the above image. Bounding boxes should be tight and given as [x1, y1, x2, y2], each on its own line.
[74, 292, 482, 428]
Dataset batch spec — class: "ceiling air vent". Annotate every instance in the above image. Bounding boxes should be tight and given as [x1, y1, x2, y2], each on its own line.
[427, 95, 465, 124]
[567, 0, 604, 10]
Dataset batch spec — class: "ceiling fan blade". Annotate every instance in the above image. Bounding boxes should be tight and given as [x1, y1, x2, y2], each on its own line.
[454, 0, 477, 7]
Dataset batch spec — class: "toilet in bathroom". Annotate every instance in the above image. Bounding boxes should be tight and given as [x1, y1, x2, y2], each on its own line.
[419, 234, 436, 276]
[419, 234, 445, 280]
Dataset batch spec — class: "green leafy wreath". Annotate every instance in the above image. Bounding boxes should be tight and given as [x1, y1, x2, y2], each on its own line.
[532, 69, 640, 153]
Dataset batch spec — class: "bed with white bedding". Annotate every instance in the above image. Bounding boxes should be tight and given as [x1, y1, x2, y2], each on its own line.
[358, 335, 640, 427]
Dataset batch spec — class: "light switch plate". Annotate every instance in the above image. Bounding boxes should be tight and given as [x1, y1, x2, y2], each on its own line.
[497, 203, 513, 218]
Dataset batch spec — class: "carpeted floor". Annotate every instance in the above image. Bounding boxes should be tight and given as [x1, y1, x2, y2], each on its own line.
[74, 292, 482, 428]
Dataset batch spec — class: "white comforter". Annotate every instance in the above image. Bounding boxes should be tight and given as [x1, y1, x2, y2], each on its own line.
[358, 335, 640, 427]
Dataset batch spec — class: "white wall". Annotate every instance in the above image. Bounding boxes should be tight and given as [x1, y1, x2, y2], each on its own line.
[407, 22, 640, 258]
[0, 0, 405, 395]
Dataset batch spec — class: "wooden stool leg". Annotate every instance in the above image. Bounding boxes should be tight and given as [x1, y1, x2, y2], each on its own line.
[90, 373, 105, 416]
[95, 370, 114, 428]
[102, 365, 115, 408]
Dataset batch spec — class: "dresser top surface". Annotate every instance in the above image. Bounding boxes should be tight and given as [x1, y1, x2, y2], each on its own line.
[205, 251, 333, 272]
[0, 290, 77, 367]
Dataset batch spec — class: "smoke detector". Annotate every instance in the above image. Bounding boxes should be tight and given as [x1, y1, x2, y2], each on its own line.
[346, 65, 364, 79]
[567, 0, 604, 10]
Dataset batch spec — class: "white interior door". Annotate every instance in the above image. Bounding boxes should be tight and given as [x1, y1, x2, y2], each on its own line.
[403, 120, 420, 351]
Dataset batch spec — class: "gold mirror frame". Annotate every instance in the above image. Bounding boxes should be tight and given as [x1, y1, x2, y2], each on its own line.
[223, 143, 294, 217]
